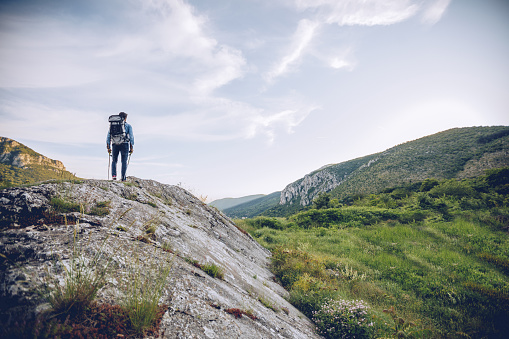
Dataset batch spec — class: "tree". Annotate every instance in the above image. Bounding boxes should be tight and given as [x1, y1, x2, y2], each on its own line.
[313, 193, 332, 209]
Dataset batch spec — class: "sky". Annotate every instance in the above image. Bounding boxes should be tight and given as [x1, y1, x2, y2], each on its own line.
[1, 0, 508, 202]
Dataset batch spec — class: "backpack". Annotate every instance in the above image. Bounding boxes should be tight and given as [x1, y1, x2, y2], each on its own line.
[108, 115, 130, 145]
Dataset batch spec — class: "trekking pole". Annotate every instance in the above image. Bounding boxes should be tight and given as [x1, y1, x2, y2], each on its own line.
[108, 154, 111, 180]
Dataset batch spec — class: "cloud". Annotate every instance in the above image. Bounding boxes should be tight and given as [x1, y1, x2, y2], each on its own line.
[135, 96, 317, 144]
[295, 0, 420, 26]
[0, 100, 105, 144]
[248, 106, 317, 144]
[421, 0, 452, 25]
[265, 19, 320, 82]
[294, 0, 452, 26]
[0, 0, 246, 94]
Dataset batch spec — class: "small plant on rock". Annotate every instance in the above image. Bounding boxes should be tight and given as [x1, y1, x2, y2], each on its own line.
[201, 262, 225, 279]
[41, 223, 111, 317]
[120, 249, 174, 335]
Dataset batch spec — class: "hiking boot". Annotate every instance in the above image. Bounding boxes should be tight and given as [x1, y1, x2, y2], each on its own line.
[112, 176, 117, 180]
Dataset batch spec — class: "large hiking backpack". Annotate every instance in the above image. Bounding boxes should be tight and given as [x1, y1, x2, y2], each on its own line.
[108, 115, 129, 145]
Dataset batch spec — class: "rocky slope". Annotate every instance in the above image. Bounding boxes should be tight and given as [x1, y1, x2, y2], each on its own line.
[0, 178, 320, 338]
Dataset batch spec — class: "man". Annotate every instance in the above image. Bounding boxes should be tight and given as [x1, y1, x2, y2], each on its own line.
[107, 112, 134, 181]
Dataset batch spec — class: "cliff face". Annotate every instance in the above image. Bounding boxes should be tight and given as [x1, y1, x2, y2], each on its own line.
[280, 166, 341, 206]
[279, 154, 380, 207]
[0, 137, 66, 171]
[0, 177, 319, 338]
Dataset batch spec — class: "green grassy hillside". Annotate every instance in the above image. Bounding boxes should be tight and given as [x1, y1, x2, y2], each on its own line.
[0, 163, 78, 188]
[0, 137, 79, 188]
[255, 126, 509, 218]
[327, 126, 509, 200]
[235, 168, 509, 338]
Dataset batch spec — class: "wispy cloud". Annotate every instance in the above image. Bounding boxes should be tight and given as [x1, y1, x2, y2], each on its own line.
[135, 95, 317, 144]
[421, 0, 452, 25]
[265, 19, 320, 82]
[248, 106, 318, 144]
[294, 0, 452, 26]
[0, 0, 246, 94]
[295, 0, 420, 26]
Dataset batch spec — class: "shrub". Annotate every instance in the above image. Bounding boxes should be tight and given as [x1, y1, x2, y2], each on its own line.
[314, 193, 332, 209]
[429, 180, 476, 199]
[289, 288, 334, 319]
[420, 179, 440, 192]
[312, 298, 374, 339]
[246, 216, 284, 230]
[271, 247, 327, 288]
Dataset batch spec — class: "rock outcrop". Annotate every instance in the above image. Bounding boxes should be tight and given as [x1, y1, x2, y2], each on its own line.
[279, 155, 379, 207]
[280, 166, 341, 206]
[0, 178, 320, 338]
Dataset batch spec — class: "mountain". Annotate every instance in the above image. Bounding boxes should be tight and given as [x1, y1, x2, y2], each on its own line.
[0, 137, 78, 188]
[223, 191, 281, 218]
[246, 126, 509, 217]
[209, 194, 265, 210]
[0, 178, 319, 338]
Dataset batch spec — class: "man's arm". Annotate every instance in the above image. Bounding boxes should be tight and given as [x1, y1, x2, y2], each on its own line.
[106, 130, 111, 153]
[127, 124, 134, 153]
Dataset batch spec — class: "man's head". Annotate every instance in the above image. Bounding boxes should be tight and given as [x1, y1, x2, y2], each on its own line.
[119, 112, 128, 121]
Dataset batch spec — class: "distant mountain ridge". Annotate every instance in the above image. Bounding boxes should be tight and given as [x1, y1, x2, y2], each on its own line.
[209, 194, 265, 210]
[223, 191, 281, 219]
[222, 126, 509, 218]
[0, 137, 78, 187]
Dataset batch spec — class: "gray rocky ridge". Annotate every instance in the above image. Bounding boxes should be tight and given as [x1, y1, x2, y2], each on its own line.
[0, 178, 320, 338]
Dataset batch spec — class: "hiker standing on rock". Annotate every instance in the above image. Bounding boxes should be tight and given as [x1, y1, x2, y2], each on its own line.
[107, 112, 134, 181]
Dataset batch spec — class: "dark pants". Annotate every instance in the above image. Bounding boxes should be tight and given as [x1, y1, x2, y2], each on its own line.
[112, 143, 129, 180]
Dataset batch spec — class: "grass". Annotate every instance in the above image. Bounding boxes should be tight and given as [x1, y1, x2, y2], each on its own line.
[234, 173, 509, 338]
[49, 196, 81, 213]
[201, 262, 225, 279]
[247, 219, 509, 337]
[184, 257, 225, 279]
[120, 248, 174, 335]
[89, 200, 111, 216]
[40, 222, 111, 317]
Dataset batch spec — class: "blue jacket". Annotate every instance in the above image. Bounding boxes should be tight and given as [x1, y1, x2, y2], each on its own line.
[107, 122, 134, 147]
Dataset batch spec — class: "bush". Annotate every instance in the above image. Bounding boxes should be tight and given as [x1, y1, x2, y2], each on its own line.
[429, 180, 476, 199]
[312, 298, 374, 339]
[314, 193, 332, 209]
[290, 207, 406, 228]
[246, 216, 284, 230]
